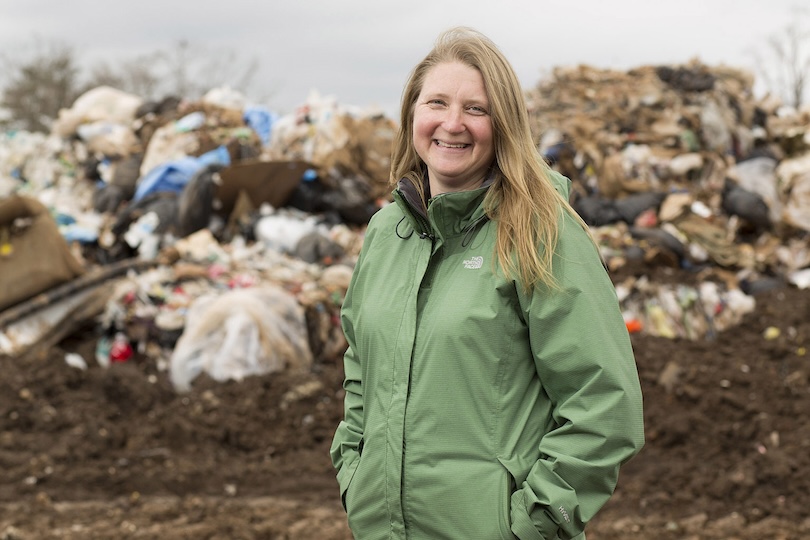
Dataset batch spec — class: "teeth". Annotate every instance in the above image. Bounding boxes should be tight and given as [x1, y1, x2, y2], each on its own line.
[436, 140, 468, 148]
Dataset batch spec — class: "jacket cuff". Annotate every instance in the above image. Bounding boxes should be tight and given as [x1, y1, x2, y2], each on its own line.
[510, 489, 560, 540]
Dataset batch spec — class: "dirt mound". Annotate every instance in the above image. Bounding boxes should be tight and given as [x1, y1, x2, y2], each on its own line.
[1, 268, 809, 539]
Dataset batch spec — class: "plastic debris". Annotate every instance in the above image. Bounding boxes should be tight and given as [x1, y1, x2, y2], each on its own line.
[3, 60, 810, 390]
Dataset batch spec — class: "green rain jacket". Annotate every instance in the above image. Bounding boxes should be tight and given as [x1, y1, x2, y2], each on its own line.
[330, 172, 644, 540]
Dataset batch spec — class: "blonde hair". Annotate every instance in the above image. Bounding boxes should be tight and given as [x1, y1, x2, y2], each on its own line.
[390, 26, 591, 292]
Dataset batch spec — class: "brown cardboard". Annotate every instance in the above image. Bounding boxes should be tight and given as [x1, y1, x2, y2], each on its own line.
[0, 196, 86, 312]
[215, 159, 313, 215]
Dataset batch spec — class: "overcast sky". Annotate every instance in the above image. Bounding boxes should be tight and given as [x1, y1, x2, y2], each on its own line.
[0, 0, 805, 119]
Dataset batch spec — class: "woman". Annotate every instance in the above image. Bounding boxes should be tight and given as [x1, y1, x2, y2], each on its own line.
[331, 27, 644, 540]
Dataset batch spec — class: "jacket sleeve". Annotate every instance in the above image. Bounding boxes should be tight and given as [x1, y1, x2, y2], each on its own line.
[511, 210, 645, 540]
[329, 239, 367, 510]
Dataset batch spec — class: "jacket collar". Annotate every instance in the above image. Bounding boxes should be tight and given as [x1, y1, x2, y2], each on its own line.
[396, 170, 496, 218]
[394, 172, 494, 241]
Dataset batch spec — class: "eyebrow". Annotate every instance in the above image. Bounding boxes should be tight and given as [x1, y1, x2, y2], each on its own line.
[421, 91, 489, 107]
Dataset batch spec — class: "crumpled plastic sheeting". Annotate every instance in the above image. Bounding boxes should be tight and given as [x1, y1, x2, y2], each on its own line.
[51, 86, 143, 138]
[169, 285, 312, 392]
[133, 145, 230, 201]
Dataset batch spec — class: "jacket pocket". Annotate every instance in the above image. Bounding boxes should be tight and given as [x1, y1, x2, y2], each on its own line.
[498, 465, 519, 540]
[345, 438, 386, 534]
[337, 438, 363, 512]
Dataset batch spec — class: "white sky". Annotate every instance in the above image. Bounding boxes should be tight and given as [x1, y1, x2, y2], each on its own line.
[0, 0, 806, 119]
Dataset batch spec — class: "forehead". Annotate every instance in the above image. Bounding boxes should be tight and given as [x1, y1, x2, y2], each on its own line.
[419, 61, 488, 98]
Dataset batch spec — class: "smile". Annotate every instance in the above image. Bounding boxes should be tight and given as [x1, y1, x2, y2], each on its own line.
[435, 140, 470, 148]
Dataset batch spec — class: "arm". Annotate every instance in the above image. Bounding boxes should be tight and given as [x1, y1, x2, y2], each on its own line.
[329, 250, 366, 510]
[511, 213, 645, 540]
[329, 335, 363, 509]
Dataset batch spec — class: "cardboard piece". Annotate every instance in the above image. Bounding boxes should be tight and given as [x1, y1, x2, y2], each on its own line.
[0, 196, 85, 312]
[215, 159, 313, 215]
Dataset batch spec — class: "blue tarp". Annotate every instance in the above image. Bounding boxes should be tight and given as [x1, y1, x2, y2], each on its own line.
[243, 106, 279, 146]
[133, 145, 231, 202]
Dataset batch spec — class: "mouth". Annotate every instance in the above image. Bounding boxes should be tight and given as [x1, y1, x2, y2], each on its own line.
[435, 140, 470, 149]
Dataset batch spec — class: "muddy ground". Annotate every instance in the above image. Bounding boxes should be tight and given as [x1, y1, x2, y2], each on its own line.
[1, 264, 809, 540]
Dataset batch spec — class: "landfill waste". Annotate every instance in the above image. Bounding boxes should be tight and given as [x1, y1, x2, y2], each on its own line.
[108, 332, 134, 363]
[0, 195, 86, 311]
[169, 284, 312, 392]
[527, 61, 810, 286]
[1, 60, 810, 390]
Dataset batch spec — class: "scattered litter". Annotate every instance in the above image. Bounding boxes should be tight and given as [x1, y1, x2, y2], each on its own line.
[3, 59, 810, 391]
[64, 353, 88, 370]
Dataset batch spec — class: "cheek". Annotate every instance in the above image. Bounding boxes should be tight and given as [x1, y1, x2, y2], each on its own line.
[412, 116, 433, 152]
[473, 124, 495, 154]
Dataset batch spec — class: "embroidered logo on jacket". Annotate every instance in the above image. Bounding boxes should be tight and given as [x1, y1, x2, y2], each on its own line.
[462, 256, 484, 269]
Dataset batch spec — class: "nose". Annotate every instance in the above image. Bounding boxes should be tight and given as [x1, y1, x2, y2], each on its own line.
[441, 106, 465, 133]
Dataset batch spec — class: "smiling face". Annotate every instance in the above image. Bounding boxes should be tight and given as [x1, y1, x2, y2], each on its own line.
[412, 61, 495, 196]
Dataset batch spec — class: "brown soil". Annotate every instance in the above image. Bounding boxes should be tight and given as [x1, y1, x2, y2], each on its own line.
[2, 266, 810, 539]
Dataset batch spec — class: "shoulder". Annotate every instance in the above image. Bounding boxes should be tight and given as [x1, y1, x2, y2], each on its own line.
[365, 200, 403, 233]
[357, 200, 403, 249]
[545, 169, 572, 200]
[369, 199, 405, 225]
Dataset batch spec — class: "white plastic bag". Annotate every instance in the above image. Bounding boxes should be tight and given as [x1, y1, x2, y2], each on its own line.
[169, 285, 312, 392]
[52, 86, 143, 137]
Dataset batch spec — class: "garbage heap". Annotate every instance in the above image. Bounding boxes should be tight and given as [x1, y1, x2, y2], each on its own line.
[526, 61, 810, 340]
[1, 60, 809, 391]
[0, 85, 395, 391]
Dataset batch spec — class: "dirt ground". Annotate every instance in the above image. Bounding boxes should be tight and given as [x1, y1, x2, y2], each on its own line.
[1, 263, 810, 540]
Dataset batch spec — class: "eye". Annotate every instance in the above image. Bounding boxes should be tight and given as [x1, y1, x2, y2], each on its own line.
[467, 105, 489, 115]
[426, 99, 446, 107]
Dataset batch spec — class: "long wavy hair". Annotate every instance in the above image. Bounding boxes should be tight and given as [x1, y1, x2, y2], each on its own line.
[390, 26, 592, 292]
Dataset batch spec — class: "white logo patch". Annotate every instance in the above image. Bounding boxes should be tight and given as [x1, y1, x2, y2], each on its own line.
[463, 256, 484, 269]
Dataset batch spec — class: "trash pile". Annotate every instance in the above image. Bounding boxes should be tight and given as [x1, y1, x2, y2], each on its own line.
[526, 61, 810, 339]
[1, 60, 810, 389]
[0, 85, 391, 390]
